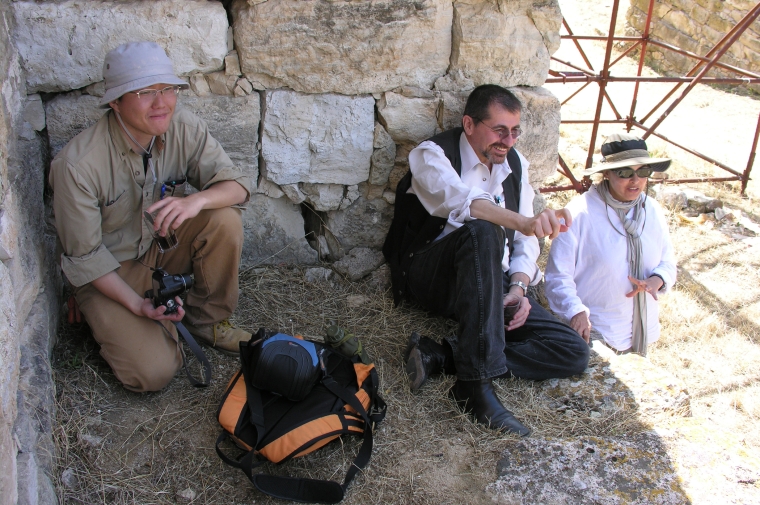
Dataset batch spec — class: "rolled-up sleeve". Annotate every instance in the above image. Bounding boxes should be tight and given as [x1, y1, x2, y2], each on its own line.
[650, 205, 677, 292]
[50, 159, 121, 286]
[409, 141, 492, 220]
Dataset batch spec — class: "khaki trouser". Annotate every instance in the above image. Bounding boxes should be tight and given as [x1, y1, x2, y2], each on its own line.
[75, 207, 243, 392]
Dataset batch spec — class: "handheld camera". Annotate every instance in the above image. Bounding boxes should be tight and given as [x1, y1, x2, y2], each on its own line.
[144, 268, 193, 314]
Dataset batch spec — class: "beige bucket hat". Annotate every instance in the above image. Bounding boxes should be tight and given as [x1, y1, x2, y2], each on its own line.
[583, 132, 671, 176]
[99, 41, 188, 108]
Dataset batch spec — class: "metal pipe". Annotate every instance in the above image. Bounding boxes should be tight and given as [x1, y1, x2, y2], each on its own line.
[562, 18, 596, 71]
[585, 0, 622, 169]
[632, 123, 744, 176]
[550, 56, 596, 76]
[646, 39, 760, 79]
[560, 81, 591, 106]
[648, 176, 741, 184]
[557, 155, 585, 193]
[604, 90, 623, 120]
[560, 35, 642, 41]
[609, 41, 642, 68]
[562, 119, 629, 124]
[742, 112, 760, 195]
[540, 184, 583, 193]
[547, 76, 760, 84]
[557, 37, 760, 80]
[628, 0, 656, 132]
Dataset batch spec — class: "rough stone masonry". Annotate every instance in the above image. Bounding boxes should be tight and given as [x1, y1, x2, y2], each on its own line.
[0, 1, 564, 503]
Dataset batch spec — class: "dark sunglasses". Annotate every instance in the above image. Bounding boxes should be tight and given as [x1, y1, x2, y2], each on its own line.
[612, 167, 654, 179]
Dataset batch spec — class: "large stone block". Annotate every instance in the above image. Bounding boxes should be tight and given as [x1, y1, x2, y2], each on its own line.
[15, 290, 59, 505]
[0, 265, 18, 505]
[231, 0, 453, 94]
[45, 93, 107, 159]
[510, 87, 561, 186]
[261, 91, 374, 185]
[489, 433, 692, 504]
[300, 183, 345, 212]
[241, 194, 318, 266]
[13, 0, 228, 93]
[666, 9, 694, 35]
[439, 90, 469, 131]
[178, 94, 261, 184]
[323, 197, 394, 255]
[6, 135, 49, 326]
[369, 123, 396, 186]
[451, 0, 562, 87]
[377, 92, 440, 146]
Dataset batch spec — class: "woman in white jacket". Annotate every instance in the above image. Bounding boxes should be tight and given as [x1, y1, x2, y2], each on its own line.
[545, 133, 677, 355]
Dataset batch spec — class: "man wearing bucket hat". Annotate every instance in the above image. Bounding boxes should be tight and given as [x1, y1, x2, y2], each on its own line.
[49, 41, 252, 392]
[545, 132, 677, 355]
[384, 84, 590, 436]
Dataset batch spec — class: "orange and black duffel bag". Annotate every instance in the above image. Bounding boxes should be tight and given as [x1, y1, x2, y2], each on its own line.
[216, 328, 387, 504]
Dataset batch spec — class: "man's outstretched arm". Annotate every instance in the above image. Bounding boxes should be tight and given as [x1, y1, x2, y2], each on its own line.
[470, 199, 572, 239]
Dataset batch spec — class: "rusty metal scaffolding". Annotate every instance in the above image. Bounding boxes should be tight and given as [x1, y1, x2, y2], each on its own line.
[543, 0, 760, 195]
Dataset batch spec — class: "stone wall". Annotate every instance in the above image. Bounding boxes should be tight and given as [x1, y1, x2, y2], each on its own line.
[627, 0, 760, 93]
[13, 0, 562, 264]
[1, 2, 60, 505]
[2, 0, 564, 502]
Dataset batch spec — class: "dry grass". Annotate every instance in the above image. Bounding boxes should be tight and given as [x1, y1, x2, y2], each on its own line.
[53, 265, 657, 505]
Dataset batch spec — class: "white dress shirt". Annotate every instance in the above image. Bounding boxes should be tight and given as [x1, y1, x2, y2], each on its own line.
[407, 132, 541, 283]
[544, 186, 677, 351]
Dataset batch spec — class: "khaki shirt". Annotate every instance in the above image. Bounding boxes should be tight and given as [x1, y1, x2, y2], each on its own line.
[50, 107, 251, 287]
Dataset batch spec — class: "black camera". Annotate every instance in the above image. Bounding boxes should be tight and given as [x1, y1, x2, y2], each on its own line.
[144, 268, 193, 314]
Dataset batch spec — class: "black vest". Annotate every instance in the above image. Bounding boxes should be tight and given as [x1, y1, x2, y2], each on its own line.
[382, 127, 522, 304]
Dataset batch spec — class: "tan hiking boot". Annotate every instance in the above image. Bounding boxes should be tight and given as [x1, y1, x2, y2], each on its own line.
[184, 319, 252, 356]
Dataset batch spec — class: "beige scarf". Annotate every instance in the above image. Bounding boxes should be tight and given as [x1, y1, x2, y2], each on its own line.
[596, 181, 648, 355]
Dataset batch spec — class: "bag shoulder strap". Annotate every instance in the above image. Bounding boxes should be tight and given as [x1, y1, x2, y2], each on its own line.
[153, 320, 211, 387]
[250, 358, 383, 504]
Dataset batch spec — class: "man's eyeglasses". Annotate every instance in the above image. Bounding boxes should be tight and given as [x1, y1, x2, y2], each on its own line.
[129, 85, 181, 100]
[477, 120, 522, 140]
[612, 167, 654, 179]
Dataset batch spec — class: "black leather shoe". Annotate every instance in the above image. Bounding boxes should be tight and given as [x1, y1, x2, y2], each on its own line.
[403, 332, 452, 392]
[449, 379, 531, 436]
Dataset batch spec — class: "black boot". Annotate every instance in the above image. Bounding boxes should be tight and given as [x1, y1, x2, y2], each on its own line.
[403, 332, 454, 392]
[449, 379, 531, 436]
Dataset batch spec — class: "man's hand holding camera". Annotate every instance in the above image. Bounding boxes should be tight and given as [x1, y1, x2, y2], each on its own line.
[139, 296, 185, 322]
[143, 269, 193, 322]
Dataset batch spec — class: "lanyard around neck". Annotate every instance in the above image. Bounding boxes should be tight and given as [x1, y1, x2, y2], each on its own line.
[114, 111, 157, 182]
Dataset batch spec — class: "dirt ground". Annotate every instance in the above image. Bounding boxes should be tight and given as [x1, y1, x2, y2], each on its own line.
[51, 1, 760, 504]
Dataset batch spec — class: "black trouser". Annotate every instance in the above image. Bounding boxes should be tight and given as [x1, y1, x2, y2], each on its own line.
[405, 220, 589, 381]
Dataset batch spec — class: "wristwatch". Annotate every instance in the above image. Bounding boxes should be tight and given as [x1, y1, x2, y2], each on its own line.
[508, 280, 528, 296]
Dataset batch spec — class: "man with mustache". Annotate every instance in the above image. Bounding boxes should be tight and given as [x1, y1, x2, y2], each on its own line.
[50, 42, 252, 392]
[383, 84, 589, 435]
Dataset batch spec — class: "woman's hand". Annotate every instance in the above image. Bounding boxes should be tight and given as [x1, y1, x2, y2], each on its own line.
[626, 275, 664, 300]
[570, 311, 591, 343]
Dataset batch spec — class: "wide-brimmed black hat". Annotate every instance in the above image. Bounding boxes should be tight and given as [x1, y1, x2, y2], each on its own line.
[584, 132, 671, 175]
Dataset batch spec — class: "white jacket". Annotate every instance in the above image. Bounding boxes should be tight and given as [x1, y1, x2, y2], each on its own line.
[545, 186, 677, 351]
